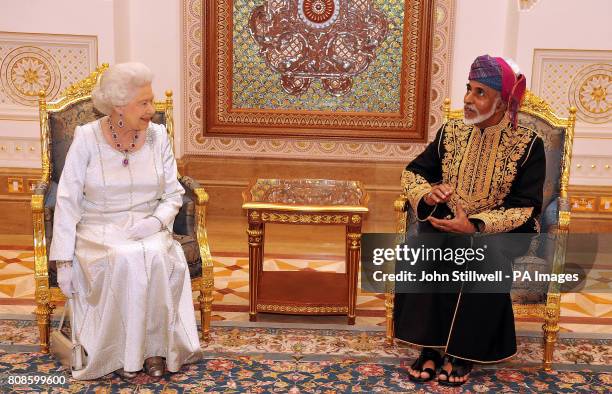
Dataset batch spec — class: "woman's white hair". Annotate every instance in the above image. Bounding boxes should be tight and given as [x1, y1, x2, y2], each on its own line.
[92, 62, 153, 115]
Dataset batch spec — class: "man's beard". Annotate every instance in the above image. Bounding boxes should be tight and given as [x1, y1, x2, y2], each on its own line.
[464, 98, 500, 126]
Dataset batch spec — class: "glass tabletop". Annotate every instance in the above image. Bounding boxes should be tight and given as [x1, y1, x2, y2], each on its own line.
[245, 178, 367, 207]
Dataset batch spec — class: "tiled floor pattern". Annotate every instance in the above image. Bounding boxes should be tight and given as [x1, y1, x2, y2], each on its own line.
[1, 248, 611, 334]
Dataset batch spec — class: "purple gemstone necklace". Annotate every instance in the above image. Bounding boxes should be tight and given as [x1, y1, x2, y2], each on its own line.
[108, 117, 139, 167]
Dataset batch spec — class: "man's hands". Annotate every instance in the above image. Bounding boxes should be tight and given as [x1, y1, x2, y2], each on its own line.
[428, 203, 477, 234]
[423, 184, 454, 206]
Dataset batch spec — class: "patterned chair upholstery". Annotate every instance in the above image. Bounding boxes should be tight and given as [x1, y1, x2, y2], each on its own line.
[386, 91, 576, 371]
[33, 64, 214, 353]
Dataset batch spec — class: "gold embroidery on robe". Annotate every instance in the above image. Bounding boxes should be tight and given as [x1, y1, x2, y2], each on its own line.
[401, 169, 431, 213]
[469, 207, 534, 233]
[441, 119, 536, 216]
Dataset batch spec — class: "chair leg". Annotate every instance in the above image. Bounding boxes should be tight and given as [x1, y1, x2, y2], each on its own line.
[542, 294, 561, 371]
[34, 300, 55, 353]
[385, 293, 395, 346]
[199, 289, 212, 342]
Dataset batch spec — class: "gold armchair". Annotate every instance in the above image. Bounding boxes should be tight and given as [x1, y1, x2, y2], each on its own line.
[32, 64, 214, 353]
[386, 91, 576, 371]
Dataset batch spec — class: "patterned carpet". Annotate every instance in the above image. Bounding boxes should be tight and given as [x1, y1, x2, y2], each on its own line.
[1, 247, 611, 391]
[1, 349, 610, 393]
[0, 321, 611, 393]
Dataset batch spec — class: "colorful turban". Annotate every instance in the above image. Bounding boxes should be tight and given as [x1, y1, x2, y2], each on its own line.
[468, 54, 527, 129]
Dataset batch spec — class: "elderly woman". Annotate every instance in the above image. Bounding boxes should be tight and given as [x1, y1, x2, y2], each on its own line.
[49, 62, 201, 380]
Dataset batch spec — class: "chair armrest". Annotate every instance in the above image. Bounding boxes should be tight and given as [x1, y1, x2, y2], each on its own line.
[178, 175, 214, 302]
[175, 176, 208, 236]
[179, 175, 209, 205]
[31, 181, 56, 286]
[394, 193, 410, 233]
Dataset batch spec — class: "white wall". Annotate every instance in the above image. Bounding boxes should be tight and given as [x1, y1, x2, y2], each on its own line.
[450, 0, 513, 106]
[116, 0, 184, 154]
[0, 0, 115, 63]
[0, 0, 115, 166]
[516, 0, 612, 87]
[0, 0, 183, 167]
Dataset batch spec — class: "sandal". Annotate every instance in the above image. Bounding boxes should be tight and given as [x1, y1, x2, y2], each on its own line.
[408, 347, 442, 383]
[438, 355, 473, 387]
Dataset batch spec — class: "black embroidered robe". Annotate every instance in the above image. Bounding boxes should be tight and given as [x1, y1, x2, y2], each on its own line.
[394, 116, 546, 363]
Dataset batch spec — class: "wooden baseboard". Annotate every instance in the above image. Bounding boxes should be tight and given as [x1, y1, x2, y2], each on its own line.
[2, 158, 612, 235]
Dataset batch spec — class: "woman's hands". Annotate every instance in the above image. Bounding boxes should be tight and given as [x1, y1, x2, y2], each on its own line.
[126, 216, 163, 240]
[56, 261, 74, 298]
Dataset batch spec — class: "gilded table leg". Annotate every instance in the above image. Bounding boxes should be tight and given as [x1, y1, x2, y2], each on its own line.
[346, 225, 361, 325]
[247, 222, 263, 322]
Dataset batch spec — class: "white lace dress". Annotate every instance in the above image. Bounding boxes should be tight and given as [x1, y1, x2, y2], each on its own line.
[49, 119, 201, 380]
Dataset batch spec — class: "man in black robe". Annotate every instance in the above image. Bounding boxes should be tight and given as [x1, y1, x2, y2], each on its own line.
[394, 54, 545, 386]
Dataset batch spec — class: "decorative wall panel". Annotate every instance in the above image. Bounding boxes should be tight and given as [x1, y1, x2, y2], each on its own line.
[208, 0, 433, 140]
[0, 137, 41, 168]
[531, 49, 611, 132]
[0, 32, 97, 120]
[182, 0, 455, 162]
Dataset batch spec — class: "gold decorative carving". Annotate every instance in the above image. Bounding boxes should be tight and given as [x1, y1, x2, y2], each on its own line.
[261, 212, 349, 224]
[1, 46, 60, 106]
[347, 232, 361, 249]
[49, 63, 109, 110]
[247, 228, 263, 244]
[543, 293, 561, 371]
[569, 64, 611, 124]
[350, 214, 361, 224]
[257, 304, 349, 313]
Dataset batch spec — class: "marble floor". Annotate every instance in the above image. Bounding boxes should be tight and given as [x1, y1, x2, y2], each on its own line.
[1, 230, 610, 337]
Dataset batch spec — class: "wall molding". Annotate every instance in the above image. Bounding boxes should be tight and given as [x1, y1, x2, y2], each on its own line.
[0, 137, 42, 168]
[0, 32, 98, 121]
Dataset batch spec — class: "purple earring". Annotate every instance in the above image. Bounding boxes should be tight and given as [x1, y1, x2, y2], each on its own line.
[118, 113, 124, 128]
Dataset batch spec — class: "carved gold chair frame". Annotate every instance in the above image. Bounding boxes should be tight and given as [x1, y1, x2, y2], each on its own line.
[33, 64, 214, 353]
[386, 91, 576, 371]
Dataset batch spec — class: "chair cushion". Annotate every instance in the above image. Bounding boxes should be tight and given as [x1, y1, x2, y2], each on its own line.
[48, 233, 203, 288]
[172, 233, 203, 278]
[517, 112, 565, 223]
[49, 101, 104, 183]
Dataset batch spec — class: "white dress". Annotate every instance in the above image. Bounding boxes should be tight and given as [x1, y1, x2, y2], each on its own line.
[49, 119, 201, 380]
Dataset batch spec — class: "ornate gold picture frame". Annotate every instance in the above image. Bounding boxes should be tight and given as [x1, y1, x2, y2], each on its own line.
[202, 0, 434, 141]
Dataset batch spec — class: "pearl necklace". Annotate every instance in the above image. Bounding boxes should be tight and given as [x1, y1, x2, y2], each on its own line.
[108, 117, 139, 167]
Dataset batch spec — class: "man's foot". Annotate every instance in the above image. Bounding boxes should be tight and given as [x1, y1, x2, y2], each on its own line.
[438, 355, 472, 386]
[408, 347, 441, 383]
[144, 356, 165, 377]
[114, 368, 139, 379]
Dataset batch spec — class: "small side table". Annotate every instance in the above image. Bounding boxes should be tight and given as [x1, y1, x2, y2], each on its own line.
[242, 179, 369, 324]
